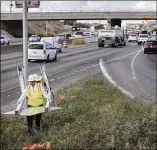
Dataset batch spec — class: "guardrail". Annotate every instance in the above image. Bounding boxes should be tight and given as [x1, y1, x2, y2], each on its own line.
[2, 10, 155, 13]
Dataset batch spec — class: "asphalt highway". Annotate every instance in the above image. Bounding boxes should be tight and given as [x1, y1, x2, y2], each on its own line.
[1, 42, 156, 113]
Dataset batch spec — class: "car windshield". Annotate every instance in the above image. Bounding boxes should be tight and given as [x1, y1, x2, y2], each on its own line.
[0, 37, 4, 39]
[75, 32, 83, 35]
[29, 44, 43, 49]
[56, 35, 65, 38]
[130, 35, 136, 36]
[30, 36, 38, 40]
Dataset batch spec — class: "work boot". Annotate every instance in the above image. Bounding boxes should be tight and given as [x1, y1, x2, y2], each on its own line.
[27, 128, 35, 136]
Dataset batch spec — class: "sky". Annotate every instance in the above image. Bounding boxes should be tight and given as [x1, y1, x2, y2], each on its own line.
[1, 1, 156, 24]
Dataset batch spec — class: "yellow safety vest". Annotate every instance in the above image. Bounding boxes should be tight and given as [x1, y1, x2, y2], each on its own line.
[26, 84, 44, 107]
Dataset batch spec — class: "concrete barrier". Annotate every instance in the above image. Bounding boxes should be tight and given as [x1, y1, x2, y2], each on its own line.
[1, 37, 98, 54]
[85, 37, 98, 43]
[1, 44, 23, 54]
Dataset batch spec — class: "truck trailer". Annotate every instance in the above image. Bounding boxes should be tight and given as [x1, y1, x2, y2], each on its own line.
[98, 27, 126, 47]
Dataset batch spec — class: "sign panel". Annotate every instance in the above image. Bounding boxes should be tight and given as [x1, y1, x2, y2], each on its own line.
[15, 1, 40, 8]
[142, 15, 151, 19]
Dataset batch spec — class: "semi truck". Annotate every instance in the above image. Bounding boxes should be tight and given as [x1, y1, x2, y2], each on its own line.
[98, 26, 126, 47]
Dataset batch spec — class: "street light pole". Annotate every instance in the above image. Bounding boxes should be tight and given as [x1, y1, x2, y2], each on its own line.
[23, 1, 28, 86]
[10, 1, 13, 13]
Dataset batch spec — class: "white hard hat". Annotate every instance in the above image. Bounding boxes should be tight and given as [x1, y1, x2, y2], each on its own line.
[34, 74, 38, 79]
[28, 75, 35, 82]
[36, 75, 43, 81]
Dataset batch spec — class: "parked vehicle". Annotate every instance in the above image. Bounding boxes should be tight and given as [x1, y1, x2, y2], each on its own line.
[0, 35, 10, 45]
[28, 42, 57, 62]
[137, 34, 149, 45]
[29, 35, 40, 42]
[143, 36, 157, 54]
[98, 26, 126, 47]
[40, 37, 62, 52]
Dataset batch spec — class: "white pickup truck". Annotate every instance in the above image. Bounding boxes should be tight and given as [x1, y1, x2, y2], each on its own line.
[137, 34, 149, 45]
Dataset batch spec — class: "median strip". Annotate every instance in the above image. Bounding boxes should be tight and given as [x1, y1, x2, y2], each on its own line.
[1, 75, 156, 149]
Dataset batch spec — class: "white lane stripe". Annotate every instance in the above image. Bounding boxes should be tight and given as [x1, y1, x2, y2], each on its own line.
[104, 50, 141, 64]
[47, 68, 67, 77]
[99, 59, 134, 99]
[50, 79, 55, 81]
[131, 50, 141, 80]
[0, 50, 141, 93]
[1, 85, 20, 93]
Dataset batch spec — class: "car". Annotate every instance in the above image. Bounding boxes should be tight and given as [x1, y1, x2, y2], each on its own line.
[0, 35, 10, 45]
[128, 34, 137, 42]
[56, 33, 71, 40]
[29, 35, 40, 42]
[83, 32, 91, 36]
[73, 31, 84, 37]
[28, 42, 57, 62]
[40, 37, 62, 52]
[143, 36, 157, 54]
[137, 34, 149, 45]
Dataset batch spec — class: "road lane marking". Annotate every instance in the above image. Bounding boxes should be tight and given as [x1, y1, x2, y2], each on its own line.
[99, 59, 134, 99]
[131, 50, 141, 80]
[50, 79, 55, 81]
[0, 50, 142, 93]
[62, 76, 66, 78]
[131, 50, 156, 101]
[1, 85, 20, 93]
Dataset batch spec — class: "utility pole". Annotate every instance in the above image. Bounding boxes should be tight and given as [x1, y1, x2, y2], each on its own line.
[10, 1, 13, 13]
[23, 1, 28, 85]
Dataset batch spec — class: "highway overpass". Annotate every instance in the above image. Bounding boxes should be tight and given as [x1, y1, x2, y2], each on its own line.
[1, 11, 156, 37]
[1, 12, 156, 20]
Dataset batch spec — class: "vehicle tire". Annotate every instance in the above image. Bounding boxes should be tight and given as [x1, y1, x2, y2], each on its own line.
[98, 43, 103, 47]
[28, 59, 31, 62]
[59, 49, 62, 53]
[112, 43, 115, 47]
[7, 42, 10, 45]
[53, 53, 57, 61]
[128, 40, 130, 42]
[124, 41, 126, 46]
[46, 55, 50, 62]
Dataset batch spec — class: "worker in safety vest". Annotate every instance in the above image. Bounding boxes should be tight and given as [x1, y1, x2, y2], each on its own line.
[17, 74, 50, 135]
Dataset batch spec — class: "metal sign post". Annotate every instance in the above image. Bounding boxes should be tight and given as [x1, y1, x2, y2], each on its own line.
[23, 1, 28, 86]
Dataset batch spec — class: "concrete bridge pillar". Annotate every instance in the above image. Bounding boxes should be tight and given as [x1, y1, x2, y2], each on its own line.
[107, 19, 122, 28]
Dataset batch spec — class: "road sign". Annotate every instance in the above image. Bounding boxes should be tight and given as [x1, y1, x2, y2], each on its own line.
[15, 1, 40, 8]
[142, 15, 151, 19]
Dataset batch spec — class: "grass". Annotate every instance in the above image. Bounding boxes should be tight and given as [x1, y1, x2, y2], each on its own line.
[1, 75, 156, 149]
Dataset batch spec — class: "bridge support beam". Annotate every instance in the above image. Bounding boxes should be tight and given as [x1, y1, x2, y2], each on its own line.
[107, 19, 122, 28]
[111, 19, 122, 28]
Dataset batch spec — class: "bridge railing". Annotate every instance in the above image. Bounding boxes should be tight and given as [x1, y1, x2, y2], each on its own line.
[1, 10, 156, 13]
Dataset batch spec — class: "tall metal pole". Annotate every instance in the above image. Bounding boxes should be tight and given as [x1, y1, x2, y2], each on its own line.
[23, 1, 28, 86]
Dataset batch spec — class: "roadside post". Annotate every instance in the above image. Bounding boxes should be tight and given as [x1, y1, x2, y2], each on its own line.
[23, 1, 28, 86]
[15, 1, 40, 85]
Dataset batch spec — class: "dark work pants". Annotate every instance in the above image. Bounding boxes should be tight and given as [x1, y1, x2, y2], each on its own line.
[26, 105, 43, 132]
